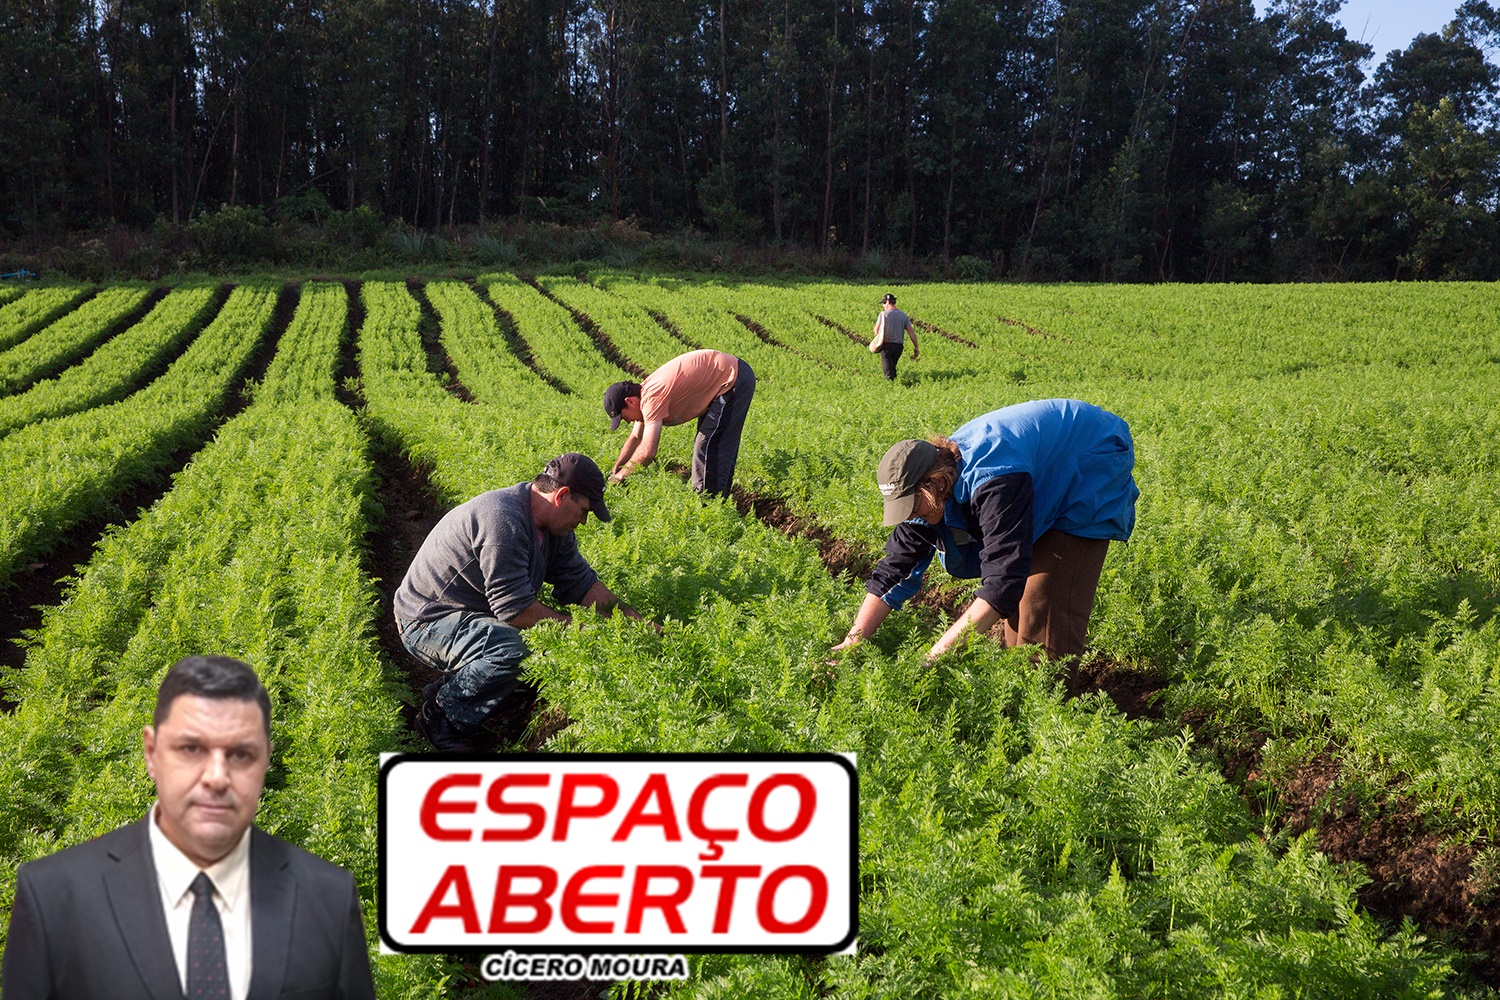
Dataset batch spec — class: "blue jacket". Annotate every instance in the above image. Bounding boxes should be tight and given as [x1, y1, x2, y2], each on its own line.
[948, 398, 1137, 542]
[868, 399, 1137, 613]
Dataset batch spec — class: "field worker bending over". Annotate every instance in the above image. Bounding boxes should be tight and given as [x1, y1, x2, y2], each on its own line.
[394, 453, 646, 751]
[831, 399, 1138, 663]
[603, 349, 756, 497]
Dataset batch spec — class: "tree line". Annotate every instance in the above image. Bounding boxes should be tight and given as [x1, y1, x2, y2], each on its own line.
[5, 0, 1500, 280]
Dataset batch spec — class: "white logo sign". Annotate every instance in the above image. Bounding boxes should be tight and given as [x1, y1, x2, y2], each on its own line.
[380, 754, 857, 954]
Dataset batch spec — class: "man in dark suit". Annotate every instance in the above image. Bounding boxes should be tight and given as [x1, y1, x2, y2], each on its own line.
[2, 655, 377, 1000]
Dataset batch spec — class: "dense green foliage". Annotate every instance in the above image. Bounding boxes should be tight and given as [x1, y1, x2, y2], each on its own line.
[0, 285, 150, 395]
[0, 282, 275, 587]
[0, 287, 91, 351]
[0, 275, 1495, 996]
[0, 282, 455, 998]
[9, 2, 1500, 279]
[0, 285, 220, 437]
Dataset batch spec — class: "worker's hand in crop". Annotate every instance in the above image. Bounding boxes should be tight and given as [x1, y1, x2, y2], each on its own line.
[825, 629, 862, 667]
[829, 627, 862, 655]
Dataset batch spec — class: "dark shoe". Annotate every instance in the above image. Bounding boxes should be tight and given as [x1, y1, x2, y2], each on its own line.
[481, 690, 537, 745]
[415, 698, 487, 753]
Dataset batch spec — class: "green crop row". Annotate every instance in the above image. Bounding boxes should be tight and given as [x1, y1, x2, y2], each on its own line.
[0, 282, 452, 998]
[0, 285, 220, 438]
[421, 279, 552, 403]
[574, 276, 1500, 843]
[0, 282, 277, 589]
[0, 286, 93, 352]
[691, 279, 882, 375]
[482, 273, 630, 396]
[532, 273, 688, 374]
[0, 285, 152, 396]
[394, 277, 1460, 996]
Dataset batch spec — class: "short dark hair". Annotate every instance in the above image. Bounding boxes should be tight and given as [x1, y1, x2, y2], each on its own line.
[154, 655, 272, 739]
[533, 472, 560, 492]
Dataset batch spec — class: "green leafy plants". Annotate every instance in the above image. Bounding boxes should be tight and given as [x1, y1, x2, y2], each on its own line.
[0, 282, 277, 588]
[0, 285, 152, 396]
[0, 286, 92, 351]
[0, 285, 219, 436]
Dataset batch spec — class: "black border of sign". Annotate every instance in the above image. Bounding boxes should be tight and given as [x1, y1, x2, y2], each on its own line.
[377, 751, 858, 955]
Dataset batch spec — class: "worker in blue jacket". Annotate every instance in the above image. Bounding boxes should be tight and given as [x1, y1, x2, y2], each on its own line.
[831, 399, 1138, 662]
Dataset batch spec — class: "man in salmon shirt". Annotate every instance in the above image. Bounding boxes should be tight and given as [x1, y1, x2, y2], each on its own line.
[603, 349, 756, 497]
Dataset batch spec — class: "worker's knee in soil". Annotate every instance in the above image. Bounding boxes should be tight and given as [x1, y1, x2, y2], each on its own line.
[436, 639, 532, 729]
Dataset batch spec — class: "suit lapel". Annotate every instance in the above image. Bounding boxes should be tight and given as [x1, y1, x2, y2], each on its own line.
[102, 818, 185, 1000]
[246, 828, 295, 1000]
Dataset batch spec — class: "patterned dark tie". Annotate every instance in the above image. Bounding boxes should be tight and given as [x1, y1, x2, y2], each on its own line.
[187, 872, 230, 1000]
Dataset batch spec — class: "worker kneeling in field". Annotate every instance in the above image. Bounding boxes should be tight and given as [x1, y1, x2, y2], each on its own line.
[831, 399, 1138, 663]
[603, 349, 755, 497]
[394, 453, 646, 751]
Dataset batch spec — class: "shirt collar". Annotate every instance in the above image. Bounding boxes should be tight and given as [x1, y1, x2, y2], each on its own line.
[147, 802, 253, 912]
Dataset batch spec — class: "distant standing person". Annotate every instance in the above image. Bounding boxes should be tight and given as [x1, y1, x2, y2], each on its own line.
[872, 293, 918, 380]
[603, 349, 756, 497]
[394, 453, 646, 751]
[830, 399, 1138, 663]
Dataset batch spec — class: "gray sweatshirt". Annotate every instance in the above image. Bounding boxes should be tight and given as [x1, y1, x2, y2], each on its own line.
[393, 483, 599, 625]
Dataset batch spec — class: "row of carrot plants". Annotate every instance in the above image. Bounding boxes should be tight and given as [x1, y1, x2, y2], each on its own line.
[0, 286, 92, 352]
[0, 284, 220, 437]
[483, 273, 631, 395]
[0, 282, 452, 998]
[0, 282, 276, 588]
[0, 284, 151, 396]
[382, 277, 1459, 996]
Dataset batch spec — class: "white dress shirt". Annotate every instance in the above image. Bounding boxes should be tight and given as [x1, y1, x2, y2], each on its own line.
[147, 805, 253, 1000]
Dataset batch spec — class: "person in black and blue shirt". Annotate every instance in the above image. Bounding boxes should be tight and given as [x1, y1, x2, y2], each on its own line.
[831, 399, 1138, 663]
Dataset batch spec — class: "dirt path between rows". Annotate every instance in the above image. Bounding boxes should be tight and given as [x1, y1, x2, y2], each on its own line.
[0, 282, 284, 700]
[350, 279, 596, 1000]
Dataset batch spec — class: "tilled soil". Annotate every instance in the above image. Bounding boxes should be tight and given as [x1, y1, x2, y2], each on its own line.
[1275, 755, 1498, 981]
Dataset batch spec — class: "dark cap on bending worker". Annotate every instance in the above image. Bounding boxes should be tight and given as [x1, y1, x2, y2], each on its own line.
[876, 439, 940, 526]
[542, 453, 611, 522]
[602, 381, 642, 431]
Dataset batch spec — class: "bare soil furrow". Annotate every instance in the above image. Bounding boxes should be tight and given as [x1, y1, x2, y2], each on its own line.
[998, 316, 1070, 343]
[470, 279, 572, 392]
[734, 313, 838, 370]
[523, 276, 648, 379]
[914, 318, 978, 348]
[406, 279, 475, 401]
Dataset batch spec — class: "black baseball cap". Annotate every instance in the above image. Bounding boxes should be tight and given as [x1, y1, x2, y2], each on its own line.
[880, 293, 897, 305]
[542, 453, 611, 522]
[603, 381, 642, 431]
[876, 439, 939, 526]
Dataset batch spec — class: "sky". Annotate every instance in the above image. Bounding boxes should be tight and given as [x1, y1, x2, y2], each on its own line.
[1255, 0, 1460, 59]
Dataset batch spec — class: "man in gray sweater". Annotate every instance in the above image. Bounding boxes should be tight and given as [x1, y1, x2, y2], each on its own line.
[393, 453, 643, 750]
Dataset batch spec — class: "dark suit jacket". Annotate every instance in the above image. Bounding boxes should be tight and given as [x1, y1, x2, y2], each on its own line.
[2, 818, 377, 1000]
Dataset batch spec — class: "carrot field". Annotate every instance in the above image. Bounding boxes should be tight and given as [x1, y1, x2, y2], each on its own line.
[0, 275, 1496, 998]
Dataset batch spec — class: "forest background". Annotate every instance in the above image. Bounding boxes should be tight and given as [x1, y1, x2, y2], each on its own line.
[6, 0, 1500, 282]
